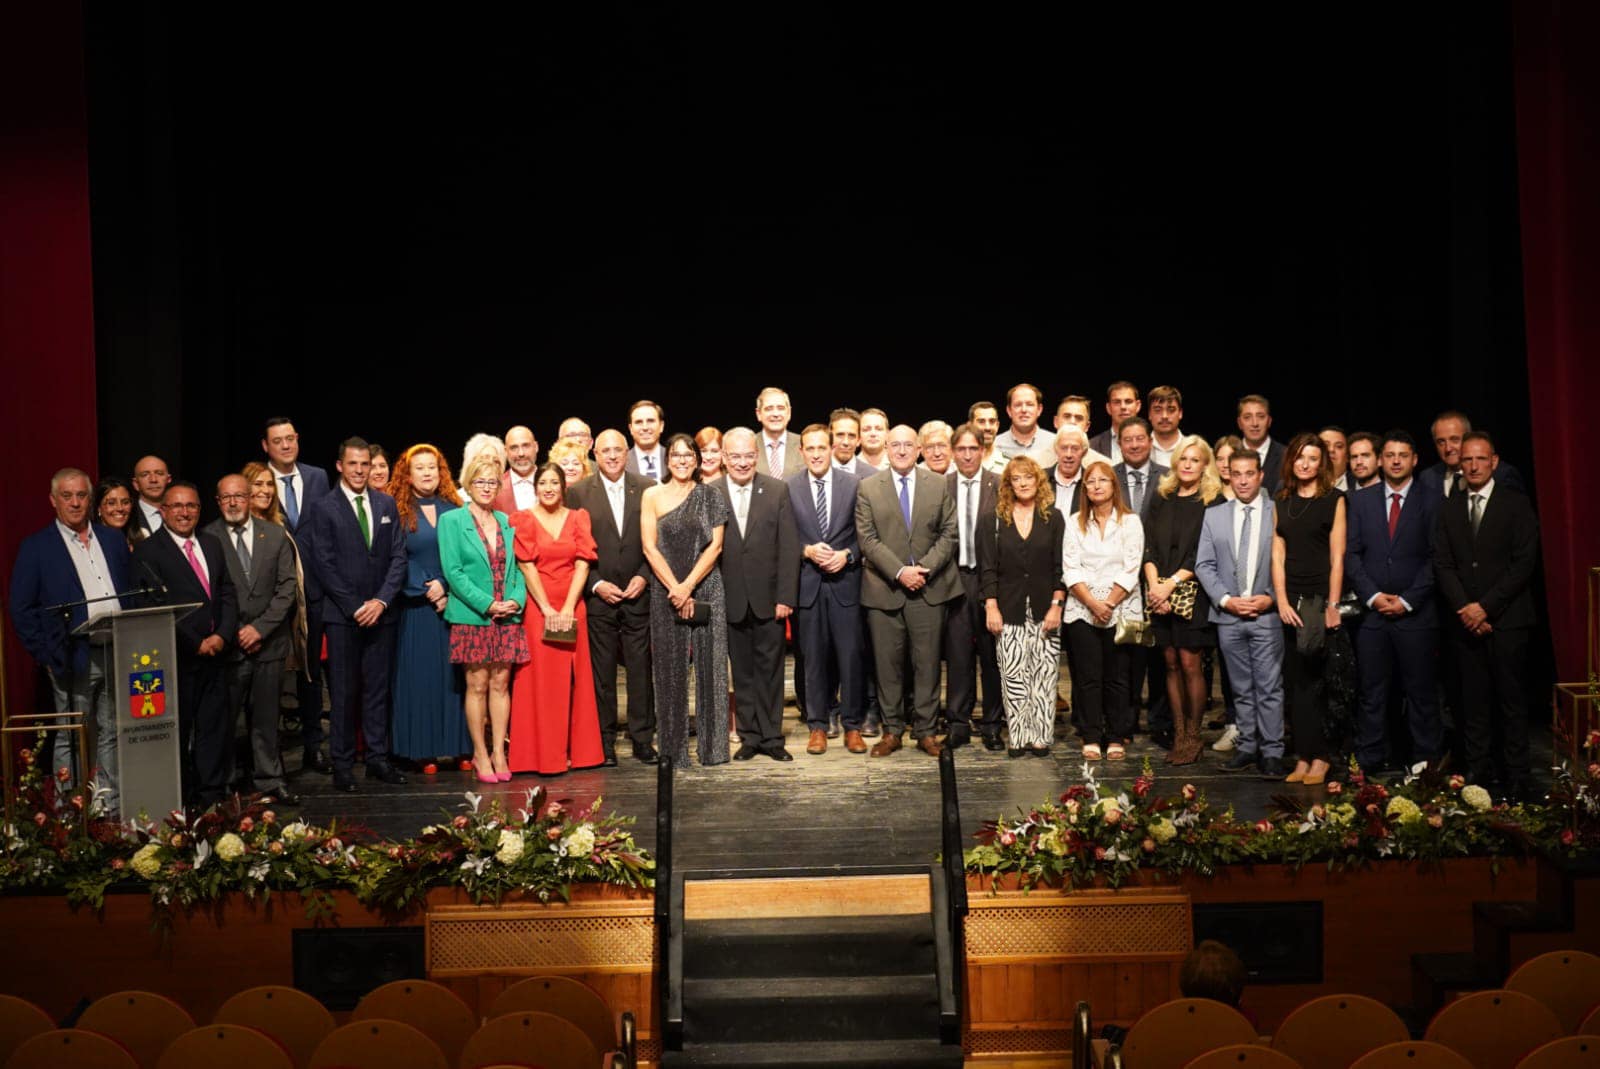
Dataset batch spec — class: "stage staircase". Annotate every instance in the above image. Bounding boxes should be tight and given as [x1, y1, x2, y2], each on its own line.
[1406, 852, 1600, 1029]
[653, 754, 968, 1068]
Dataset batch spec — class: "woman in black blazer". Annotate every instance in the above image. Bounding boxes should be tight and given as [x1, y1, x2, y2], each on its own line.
[980, 456, 1067, 758]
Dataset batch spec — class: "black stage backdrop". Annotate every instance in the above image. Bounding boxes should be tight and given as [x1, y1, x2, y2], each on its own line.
[86, 6, 1530, 491]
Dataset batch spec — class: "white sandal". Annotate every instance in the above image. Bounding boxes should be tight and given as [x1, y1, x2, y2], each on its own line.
[1082, 744, 1103, 761]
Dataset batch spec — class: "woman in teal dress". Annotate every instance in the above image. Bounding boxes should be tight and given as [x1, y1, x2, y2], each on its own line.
[388, 444, 471, 764]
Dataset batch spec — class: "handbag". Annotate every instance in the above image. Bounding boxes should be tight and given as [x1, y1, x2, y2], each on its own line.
[1113, 602, 1154, 647]
[1160, 575, 1198, 620]
[674, 600, 712, 627]
[1294, 593, 1328, 656]
[543, 617, 578, 644]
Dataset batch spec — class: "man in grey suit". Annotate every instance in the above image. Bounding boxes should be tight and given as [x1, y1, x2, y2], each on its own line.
[1113, 416, 1172, 744]
[207, 474, 300, 803]
[1195, 450, 1287, 778]
[624, 399, 667, 481]
[717, 427, 801, 761]
[856, 424, 961, 757]
[755, 387, 807, 479]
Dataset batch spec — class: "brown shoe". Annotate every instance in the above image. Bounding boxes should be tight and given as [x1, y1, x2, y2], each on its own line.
[869, 733, 903, 758]
[917, 736, 943, 758]
[844, 730, 867, 754]
[806, 729, 828, 755]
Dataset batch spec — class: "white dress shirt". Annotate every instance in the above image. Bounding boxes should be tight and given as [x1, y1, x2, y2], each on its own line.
[1223, 496, 1265, 604]
[137, 498, 163, 531]
[761, 433, 789, 476]
[1123, 462, 1154, 511]
[954, 472, 984, 569]
[57, 521, 119, 623]
[600, 471, 627, 535]
[1061, 511, 1144, 628]
[729, 477, 753, 538]
[1151, 431, 1184, 469]
[1367, 478, 1416, 611]
[633, 446, 665, 481]
[809, 469, 835, 535]
[509, 472, 538, 511]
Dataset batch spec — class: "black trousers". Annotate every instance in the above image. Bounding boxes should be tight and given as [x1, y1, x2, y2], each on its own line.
[324, 622, 395, 774]
[1068, 622, 1132, 745]
[1281, 627, 1329, 762]
[729, 613, 787, 751]
[586, 598, 655, 749]
[942, 570, 1003, 736]
[1455, 626, 1531, 786]
[178, 657, 230, 807]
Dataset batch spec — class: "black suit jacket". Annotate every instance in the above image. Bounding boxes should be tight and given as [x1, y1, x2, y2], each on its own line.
[1113, 460, 1169, 527]
[568, 471, 654, 617]
[718, 474, 801, 624]
[1418, 459, 1527, 499]
[978, 505, 1066, 627]
[1258, 439, 1288, 494]
[304, 487, 407, 625]
[947, 468, 999, 569]
[789, 468, 863, 608]
[1433, 483, 1540, 631]
[133, 530, 238, 661]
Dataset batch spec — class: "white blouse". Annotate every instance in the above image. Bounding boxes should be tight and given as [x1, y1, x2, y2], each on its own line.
[1061, 510, 1144, 628]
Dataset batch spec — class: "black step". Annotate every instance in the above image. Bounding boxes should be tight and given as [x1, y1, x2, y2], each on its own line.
[1472, 899, 1570, 976]
[682, 974, 939, 1045]
[683, 914, 936, 979]
[662, 1037, 965, 1068]
[1411, 951, 1499, 1016]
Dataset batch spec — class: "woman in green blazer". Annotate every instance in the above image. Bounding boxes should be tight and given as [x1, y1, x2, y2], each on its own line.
[439, 454, 530, 783]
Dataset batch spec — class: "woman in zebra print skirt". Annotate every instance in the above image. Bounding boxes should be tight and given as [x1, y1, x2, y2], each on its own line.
[980, 456, 1067, 758]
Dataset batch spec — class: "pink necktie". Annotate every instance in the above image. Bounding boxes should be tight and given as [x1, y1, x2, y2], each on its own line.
[184, 539, 212, 597]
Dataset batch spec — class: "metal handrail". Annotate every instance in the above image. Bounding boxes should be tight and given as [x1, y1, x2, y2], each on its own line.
[654, 755, 681, 1051]
[937, 744, 968, 1045]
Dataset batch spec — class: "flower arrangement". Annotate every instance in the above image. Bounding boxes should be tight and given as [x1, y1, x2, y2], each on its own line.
[964, 758, 1561, 890]
[0, 738, 652, 917]
[1545, 727, 1600, 855]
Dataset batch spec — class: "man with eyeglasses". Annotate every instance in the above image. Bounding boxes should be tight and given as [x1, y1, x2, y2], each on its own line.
[261, 416, 334, 774]
[205, 474, 300, 805]
[132, 481, 238, 805]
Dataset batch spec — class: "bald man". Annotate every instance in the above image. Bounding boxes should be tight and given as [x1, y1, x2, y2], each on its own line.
[130, 454, 172, 534]
[494, 425, 541, 514]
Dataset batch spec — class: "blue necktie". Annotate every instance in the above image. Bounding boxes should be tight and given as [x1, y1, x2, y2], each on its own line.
[898, 475, 913, 532]
[281, 475, 299, 528]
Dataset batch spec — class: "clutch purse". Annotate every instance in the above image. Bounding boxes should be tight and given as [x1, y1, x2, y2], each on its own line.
[1160, 576, 1198, 620]
[674, 600, 712, 627]
[1114, 605, 1154, 647]
[543, 618, 578, 644]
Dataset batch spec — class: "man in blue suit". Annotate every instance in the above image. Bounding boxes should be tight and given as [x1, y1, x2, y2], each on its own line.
[789, 424, 868, 754]
[1195, 450, 1287, 778]
[1344, 430, 1443, 772]
[304, 437, 408, 791]
[262, 416, 334, 774]
[9, 467, 132, 802]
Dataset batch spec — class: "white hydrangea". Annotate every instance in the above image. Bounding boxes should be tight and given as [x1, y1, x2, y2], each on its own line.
[495, 829, 525, 864]
[215, 833, 246, 862]
[131, 843, 162, 879]
[1149, 818, 1177, 844]
[561, 825, 596, 858]
[1461, 785, 1493, 812]
[280, 821, 310, 842]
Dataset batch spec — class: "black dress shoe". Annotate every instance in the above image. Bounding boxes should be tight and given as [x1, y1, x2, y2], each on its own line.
[264, 789, 302, 807]
[764, 747, 794, 762]
[365, 761, 408, 785]
[303, 750, 333, 775]
[1220, 751, 1258, 773]
[1259, 757, 1288, 779]
[734, 744, 761, 761]
[982, 734, 1006, 752]
[602, 750, 619, 768]
[1007, 747, 1026, 759]
[633, 744, 659, 765]
[1029, 745, 1052, 758]
[945, 729, 972, 750]
[332, 774, 358, 793]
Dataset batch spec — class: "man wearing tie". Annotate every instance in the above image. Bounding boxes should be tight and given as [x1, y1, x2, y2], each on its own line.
[1195, 451, 1286, 778]
[9, 468, 132, 801]
[717, 428, 801, 760]
[261, 416, 333, 773]
[1418, 411, 1526, 498]
[1236, 395, 1287, 495]
[1114, 416, 1172, 745]
[494, 425, 541, 514]
[856, 424, 961, 758]
[129, 456, 172, 535]
[1344, 430, 1442, 773]
[132, 481, 238, 806]
[755, 387, 806, 479]
[206, 475, 300, 804]
[790, 424, 868, 753]
[1433, 431, 1540, 799]
[304, 438, 408, 792]
[624, 400, 667, 481]
[944, 424, 1003, 749]
[568, 429, 658, 764]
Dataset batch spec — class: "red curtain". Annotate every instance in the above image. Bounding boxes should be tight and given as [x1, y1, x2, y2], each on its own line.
[0, 2, 99, 724]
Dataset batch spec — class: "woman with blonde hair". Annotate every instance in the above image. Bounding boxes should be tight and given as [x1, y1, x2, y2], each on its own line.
[1062, 461, 1144, 760]
[980, 456, 1066, 757]
[1143, 434, 1224, 764]
[548, 438, 593, 488]
[456, 432, 508, 503]
[439, 451, 529, 782]
[389, 444, 471, 766]
[240, 461, 306, 678]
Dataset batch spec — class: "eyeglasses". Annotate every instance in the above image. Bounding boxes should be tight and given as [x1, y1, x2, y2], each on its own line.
[470, 479, 499, 490]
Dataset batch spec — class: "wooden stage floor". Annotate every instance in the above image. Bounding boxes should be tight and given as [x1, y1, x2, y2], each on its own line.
[282, 658, 1551, 872]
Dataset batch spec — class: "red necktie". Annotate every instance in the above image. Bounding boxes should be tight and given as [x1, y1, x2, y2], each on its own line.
[1387, 492, 1401, 540]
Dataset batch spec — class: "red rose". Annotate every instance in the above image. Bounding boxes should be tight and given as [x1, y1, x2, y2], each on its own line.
[1586, 729, 1600, 751]
[18, 748, 32, 766]
[70, 794, 85, 810]
[452, 815, 471, 830]
[238, 817, 254, 833]
[546, 826, 563, 841]
[111, 857, 125, 871]
[56, 766, 71, 783]
[1562, 829, 1577, 846]
[1133, 776, 1153, 798]
[1181, 784, 1197, 801]
[1254, 820, 1274, 833]
[1093, 846, 1107, 861]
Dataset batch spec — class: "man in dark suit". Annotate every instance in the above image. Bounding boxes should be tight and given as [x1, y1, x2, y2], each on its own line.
[1089, 380, 1141, 463]
[133, 481, 237, 806]
[791, 424, 868, 752]
[1433, 432, 1541, 798]
[1344, 430, 1443, 772]
[129, 455, 172, 535]
[944, 423, 1003, 749]
[568, 429, 658, 764]
[493, 424, 541, 514]
[9, 467, 132, 802]
[755, 387, 807, 479]
[262, 416, 334, 773]
[1418, 411, 1526, 499]
[856, 424, 961, 757]
[304, 438, 408, 792]
[717, 427, 801, 760]
[206, 474, 300, 804]
[1236, 394, 1287, 495]
[623, 399, 667, 481]
[1114, 417, 1173, 745]
[1050, 425, 1091, 724]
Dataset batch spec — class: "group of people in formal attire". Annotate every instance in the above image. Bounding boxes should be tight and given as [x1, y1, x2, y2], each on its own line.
[8, 381, 1544, 810]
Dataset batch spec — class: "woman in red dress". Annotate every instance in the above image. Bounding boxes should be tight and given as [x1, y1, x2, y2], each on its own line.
[510, 463, 605, 774]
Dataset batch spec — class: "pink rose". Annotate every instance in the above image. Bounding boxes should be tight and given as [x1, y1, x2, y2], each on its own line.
[1428, 814, 1444, 829]
[547, 826, 563, 841]
[1254, 820, 1274, 834]
[268, 841, 284, 855]
[18, 748, 32, 766]
[32, 812, 47, 827]
[70, 794, 85, 810]
[1448, 774, 1465, 790]
[1326, 781, 1343, 795]
[388, 845, 403, 860]
[238, 817, 254, 833]
[999, 831, 1016, 846]
[1093, 846, 1107, 861]
[1588, 764, 1600, 781]
[544, 802, 565, 820]
[56, 766, 71, 783]
[1586, 729, 1600, 751]
[452, 815, 471, 830]
[261, 810, 277, 825]
[1103, 808, 1121, 825]
[111, 858, 125, 871]
[1344, 834, 1361, 849]
[1142, 838, 1156, 853]
[1181, 784, 1197, 801]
